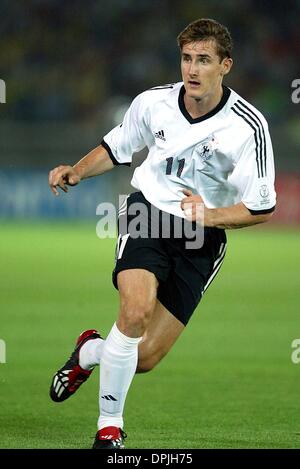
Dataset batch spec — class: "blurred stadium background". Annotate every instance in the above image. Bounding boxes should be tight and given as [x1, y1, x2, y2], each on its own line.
[0, 0, 300, 449]
[1, 0, 300, 218]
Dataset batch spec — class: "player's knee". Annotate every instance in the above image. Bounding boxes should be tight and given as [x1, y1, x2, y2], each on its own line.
[119, 300, 155, 335]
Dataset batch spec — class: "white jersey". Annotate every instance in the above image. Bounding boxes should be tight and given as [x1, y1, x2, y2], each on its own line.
[102, 82, 276, 218]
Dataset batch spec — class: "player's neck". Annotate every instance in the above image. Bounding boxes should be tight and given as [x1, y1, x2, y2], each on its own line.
[184, 86, 224, 119]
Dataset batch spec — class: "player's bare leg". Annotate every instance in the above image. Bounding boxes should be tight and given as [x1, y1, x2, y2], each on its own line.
[137, 300, 185, 373]
[93, 268, 158, 449]
[117, 269, 159, 336]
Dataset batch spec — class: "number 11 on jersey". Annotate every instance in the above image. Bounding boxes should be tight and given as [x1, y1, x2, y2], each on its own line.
[165, 157, 185, 178]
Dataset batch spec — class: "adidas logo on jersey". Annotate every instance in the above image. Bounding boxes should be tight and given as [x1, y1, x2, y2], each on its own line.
[154, 130, 166, 141]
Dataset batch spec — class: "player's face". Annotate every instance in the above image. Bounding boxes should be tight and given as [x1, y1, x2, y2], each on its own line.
[180, 40, 232, 100]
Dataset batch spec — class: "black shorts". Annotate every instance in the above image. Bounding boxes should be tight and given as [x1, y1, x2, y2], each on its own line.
[112, 192, 227, 326]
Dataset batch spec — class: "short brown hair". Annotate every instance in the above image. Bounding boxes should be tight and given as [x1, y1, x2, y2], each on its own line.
[177, 18, 233, 61]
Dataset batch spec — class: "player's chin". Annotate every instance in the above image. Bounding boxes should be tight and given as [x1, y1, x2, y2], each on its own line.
[185, 87, 203, 100]
[188, 92, 202, 100]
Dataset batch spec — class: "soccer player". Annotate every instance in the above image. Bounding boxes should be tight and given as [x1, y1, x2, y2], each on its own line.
[48, 18, 276, 449]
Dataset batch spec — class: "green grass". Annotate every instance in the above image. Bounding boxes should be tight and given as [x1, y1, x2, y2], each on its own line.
[0, 222, 299, 448]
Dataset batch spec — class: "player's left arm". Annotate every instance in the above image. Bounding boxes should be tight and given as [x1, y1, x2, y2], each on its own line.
[182, 116, 276, 229]
[180, 190, 273, 229]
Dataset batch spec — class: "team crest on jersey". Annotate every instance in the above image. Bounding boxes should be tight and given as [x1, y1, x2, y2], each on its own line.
[195, 135, 217, 162]
[259, 185, 269, 198]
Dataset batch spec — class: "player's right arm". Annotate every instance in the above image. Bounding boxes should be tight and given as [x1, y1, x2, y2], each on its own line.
[48, 144, 114, 196]
[49, 90, 149, 196]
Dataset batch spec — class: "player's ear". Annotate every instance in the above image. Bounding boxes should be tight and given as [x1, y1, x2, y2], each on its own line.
[220, 57, 233, 76]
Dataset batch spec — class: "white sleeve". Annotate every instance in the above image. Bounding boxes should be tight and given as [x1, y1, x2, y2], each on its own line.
[101, 93, 149, 166]
[229, 124, 276, 214]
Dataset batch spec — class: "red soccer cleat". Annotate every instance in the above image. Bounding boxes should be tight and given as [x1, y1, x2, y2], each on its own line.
[50, 329, 102, 402]
[92, 426, 127, 449]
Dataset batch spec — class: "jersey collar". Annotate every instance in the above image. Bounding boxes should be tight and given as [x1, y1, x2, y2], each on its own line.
[178, 84, 231, 124]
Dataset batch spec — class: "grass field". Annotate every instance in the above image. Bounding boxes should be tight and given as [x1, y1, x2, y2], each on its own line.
[0, 222, 299, 449]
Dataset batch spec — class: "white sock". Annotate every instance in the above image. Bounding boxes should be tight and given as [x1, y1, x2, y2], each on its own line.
[98, 323, 142, 430]
[79, 338, 104, 370]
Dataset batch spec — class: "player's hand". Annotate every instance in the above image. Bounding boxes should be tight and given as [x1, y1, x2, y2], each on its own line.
[180, 189, 205, 223]
[48, 165, 81, 196]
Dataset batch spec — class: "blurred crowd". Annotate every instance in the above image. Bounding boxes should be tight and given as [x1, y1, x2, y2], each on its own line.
[1, 0, 299, 124]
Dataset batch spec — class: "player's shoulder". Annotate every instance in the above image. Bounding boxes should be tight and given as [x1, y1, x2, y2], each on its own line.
[228, 87, 269, 129]
[134, 82, 181, 108]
